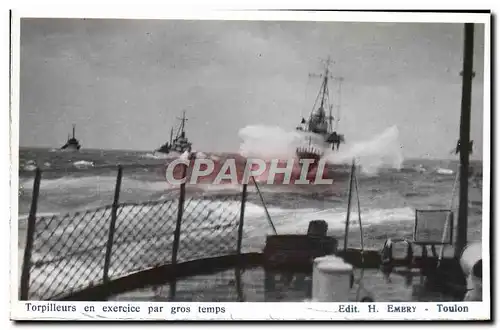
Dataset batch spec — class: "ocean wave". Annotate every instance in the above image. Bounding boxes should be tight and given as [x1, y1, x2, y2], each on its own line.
[20, 191, 414, 232]
[269, 206, 416, 233]
[141, 152, 173, 160]
[398, 164, 427, 173]
[23, 164, 37, 171]
[20, 175, 171, 191]
[434, 168, 454, 175]
[73, 160, 95, 169]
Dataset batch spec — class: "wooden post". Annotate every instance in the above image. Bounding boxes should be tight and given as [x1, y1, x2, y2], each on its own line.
[20, 168, 42, 300]
[455, 23, 474, 258]
[237, 183, 248, 255]
[102, 165, 123, 283]
[343, 160, 355, 252]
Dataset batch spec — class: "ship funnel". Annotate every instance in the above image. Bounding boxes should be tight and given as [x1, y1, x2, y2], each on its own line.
[72, 124, 76, 138]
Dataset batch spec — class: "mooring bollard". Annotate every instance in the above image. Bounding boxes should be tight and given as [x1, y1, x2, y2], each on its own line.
[312, 255, 332, 300]
[312, 255, 353, 302]
[460, 242, 482, 301]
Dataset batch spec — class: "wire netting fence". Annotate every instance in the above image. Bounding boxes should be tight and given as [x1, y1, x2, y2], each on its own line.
[19, 164, 247, 300]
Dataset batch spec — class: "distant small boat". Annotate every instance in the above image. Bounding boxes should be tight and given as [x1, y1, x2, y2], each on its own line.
[60, 124, 81, 151]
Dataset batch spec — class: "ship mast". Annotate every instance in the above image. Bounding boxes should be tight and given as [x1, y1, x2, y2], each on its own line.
[455, 23, 475, 257]
[319, 59, 330, 112]
[329, 105, 333, 132]
[334, 77, 344, 131]
[308, 57, 333, 121]
[176, 110, 188, 137]
[72, 124, 76, 139]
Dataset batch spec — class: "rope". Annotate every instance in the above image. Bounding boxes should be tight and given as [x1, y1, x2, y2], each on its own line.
[438, 166, 460, 263]
[301, 75, 311, 119]
[353, 167, 366, 301]
[354, 173, 365, 257]
[251, 176, 278, 235]
[343, 161, 355, 251]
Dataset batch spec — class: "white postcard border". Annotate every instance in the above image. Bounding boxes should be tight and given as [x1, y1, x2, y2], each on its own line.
[8, 8, 492, 321]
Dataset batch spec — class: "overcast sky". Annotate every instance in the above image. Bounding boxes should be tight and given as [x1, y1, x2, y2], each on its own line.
[18, 18, 485, 159]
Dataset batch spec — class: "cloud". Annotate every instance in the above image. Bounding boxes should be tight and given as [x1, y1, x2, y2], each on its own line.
[18, 19, 485, 159]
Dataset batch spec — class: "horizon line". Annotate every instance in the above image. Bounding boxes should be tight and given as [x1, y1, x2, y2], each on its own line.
[17, 146, 484, 161]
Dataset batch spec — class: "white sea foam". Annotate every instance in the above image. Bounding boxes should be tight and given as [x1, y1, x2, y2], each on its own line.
[73, 160, 95, 169]
[243, 204, 415, 234]
[141, 152, 174, 160]
[20, 175, 171, 193]
[23, 164, 37, 171]
[435, 168, 454, 175]
[238, 124, 404, 175]
[324, 125, 404, 175]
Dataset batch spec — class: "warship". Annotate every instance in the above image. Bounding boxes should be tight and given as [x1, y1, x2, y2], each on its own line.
[156, 110, 192, 155]
[296, 58, 345, 162]
[60, 124, 81, 151]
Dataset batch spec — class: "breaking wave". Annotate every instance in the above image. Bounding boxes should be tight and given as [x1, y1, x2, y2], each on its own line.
[238, 124, 404, 175]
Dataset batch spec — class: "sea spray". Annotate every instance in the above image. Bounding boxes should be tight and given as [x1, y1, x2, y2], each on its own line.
[324, 125, 404, 175]
[238, 124, 404, 175]
[238, 125, 303, 159]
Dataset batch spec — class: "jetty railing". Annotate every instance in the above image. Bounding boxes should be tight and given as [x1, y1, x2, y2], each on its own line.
[19, 163, 249, 301]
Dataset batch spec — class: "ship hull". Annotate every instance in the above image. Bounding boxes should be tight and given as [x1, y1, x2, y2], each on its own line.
[155, 146, 190, 155]
[155, 147, 171, 154]
[60, 144, 81, 151]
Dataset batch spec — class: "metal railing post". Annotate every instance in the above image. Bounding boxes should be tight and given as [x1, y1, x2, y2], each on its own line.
[171, 163, 187, 266]
[102, 165, 123, 283]
[234, 267, 245, 302]
[20, 168, 42, 300]
[169, 163, 188, 300]
[234, 183, 248, 302]
[237, 183, 248, 256]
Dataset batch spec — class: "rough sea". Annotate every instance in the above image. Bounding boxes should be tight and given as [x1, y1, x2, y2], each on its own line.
[16, 141, 484, 302]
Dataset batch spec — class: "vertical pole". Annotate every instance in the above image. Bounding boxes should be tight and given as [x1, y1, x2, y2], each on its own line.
[237, 183, 248, 255]
[102, 165, 123, 283]
[252, 176, 277, 235]
[234, 267, 245, 302]
[170, 163, 187, 300]
[20, 168, 42, 300]
[343, 160, 355, 252]
[234, 183, 248, 302]
[171, 163, 187, 266]
[455, 23, 474, 258]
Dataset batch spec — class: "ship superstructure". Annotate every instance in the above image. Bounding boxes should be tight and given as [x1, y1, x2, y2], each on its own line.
[60, 124, 81, 151]
[156, 110, 192, 154]
[296, 58, 345, 161]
